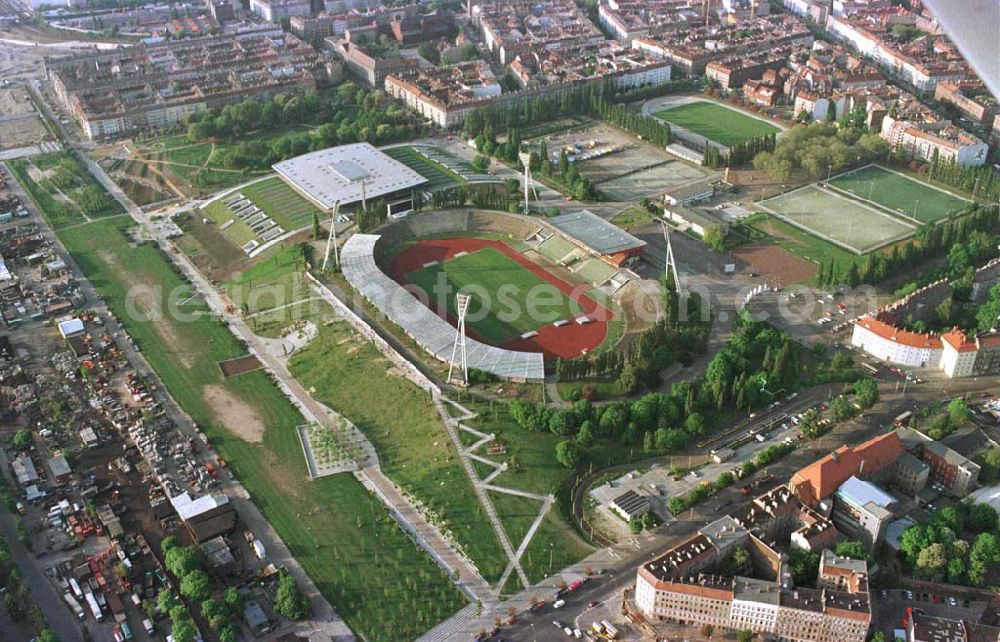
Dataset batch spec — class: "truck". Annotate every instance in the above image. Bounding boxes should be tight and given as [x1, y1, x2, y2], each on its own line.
[142, 619, 155, 635]
[893, 411, 913, 427]
[83, 589, 103, 622]
[252, 539, 266, 561]
[601, 620, 619, 639]
[63, 592, 86, 621]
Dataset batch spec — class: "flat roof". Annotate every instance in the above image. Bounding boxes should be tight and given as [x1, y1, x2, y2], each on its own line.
[273, 142, 428, 211]
[548, 209, 646, 256]
[837, 476, 896, 509]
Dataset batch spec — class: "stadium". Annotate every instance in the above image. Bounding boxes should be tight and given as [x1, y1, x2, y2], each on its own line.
[340, 209, 649, 382]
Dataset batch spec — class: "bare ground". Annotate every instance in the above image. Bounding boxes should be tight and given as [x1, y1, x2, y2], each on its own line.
[203, 384, 266, 443]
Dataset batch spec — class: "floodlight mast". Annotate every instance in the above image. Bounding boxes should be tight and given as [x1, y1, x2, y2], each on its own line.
[661, 220, 682, 296]
[322, 200, 340, 271]
[448, 294, 471, 386]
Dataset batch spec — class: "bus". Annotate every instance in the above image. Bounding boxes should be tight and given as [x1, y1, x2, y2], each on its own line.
[860, 362, 879, 376]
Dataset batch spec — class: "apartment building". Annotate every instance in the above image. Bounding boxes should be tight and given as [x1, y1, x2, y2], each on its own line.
[249, 0, 312, 22]
[897, 428, 982, 497]
[825, 10, 967, 93]
[788, 431, 904, 509]
[45, 27, 324, 140]
[934, 80, 999, 126]
[906, 612, 1000, 642]
[330, 40, 419, 86]
[881, 113, 990, 165]
[852, 316, 1000, 376]
[636, 535, 871, 642]
[830, 476, 896, 551]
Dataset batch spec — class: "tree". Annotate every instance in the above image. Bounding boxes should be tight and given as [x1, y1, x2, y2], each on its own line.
[201, 598, 230, 631]
[11, 429, 31, 449]
[853, 377, 879, 408]
[37, 630, 60, 642]
[703, 224, 725, 251]
[947, 398, 971, 428]
[966, 504, 998, 534]
[915, 542, 948, 581]
[472, 154, 490, 173]
[831, 395, 856, 421]
[720, 547, 753, 577]
[312, 211, 320, 239]
[869, 632, 886, 642]
[274, 573, 310, 621]
[629, 517, 642, 534]
[165, 546, 204, 577]
[968, 532, 1000, 586]
[701, 624, 715, 639]
[170, 618, 197, 642]
[223, 586, 244, 613]
[834, 540, 871, 563]
[179, 570, 211, 603]
[788, 549, 820, 585]
[738, 630, 754, 642]
[555, 440, 580, 469]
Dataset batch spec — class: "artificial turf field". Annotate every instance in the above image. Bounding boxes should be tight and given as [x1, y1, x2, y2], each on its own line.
[828, 164, 971, 224]
[653, 101, 779, 147]
[759, 184, 914, 254]
[406, 247, 583, 344]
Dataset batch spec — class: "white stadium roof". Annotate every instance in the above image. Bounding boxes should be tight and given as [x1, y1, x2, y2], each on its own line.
[273, 143, 428, 211]
[341, 234, 545, 381]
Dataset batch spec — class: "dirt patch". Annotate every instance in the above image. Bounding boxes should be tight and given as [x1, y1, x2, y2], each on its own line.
[0, 117, 50, 151]
[218, 354, 263, 378]
[203, 384, 265, 443]
[731, 242, 816, 288]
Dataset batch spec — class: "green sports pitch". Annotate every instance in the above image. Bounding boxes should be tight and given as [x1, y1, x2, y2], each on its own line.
[406, 247, 582, 344]
[828, 165, 971, 224]
[652, 101, 779, 147]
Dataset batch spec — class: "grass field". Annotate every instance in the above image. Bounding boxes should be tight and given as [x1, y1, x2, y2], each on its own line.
[289, 322, 510, 583]
[653, 102, 779, 147]
[199, 176, 320, 249]
[760, 185, 914, 254]
[240, 176, 324, 231]
[383, 146, 463, 190]
[224, 247, 333, 338]
[459, 400, 594, 584]
[9, 152, 124, 229]
[407, 247, 583, 345]
[829, 164, 971, 223]
[55, 218, 465, 640]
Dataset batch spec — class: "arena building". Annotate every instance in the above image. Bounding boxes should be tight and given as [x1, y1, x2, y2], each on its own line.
[273, 142, 428, 213]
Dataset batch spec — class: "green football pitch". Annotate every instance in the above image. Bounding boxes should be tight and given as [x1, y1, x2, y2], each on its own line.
[829, 165, 970, 224]
[406, 247, 582, 344]
[653, 102, 779, 147]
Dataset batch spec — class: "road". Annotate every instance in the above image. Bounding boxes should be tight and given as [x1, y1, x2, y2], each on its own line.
[0, 452, 86, 642]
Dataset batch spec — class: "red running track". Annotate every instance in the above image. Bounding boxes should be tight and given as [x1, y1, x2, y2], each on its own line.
[387, 237, 613, 359]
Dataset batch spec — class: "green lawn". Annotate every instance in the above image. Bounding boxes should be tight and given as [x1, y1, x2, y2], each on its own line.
[406, 247, 583, 344]
[829, 164, 971, 223]
[288, 322, 510, 583]
[9, 152, 124, 229]
[224, 246, 332, 337]
[55, 218, 465, 641]
[383, 146, 463, 190]
[200, 176, 321, 249]
[459, 400, 594, 583]
[610, 206, 658, 231]
[240, 176, 324, 231]
[653, 102, 779, 147]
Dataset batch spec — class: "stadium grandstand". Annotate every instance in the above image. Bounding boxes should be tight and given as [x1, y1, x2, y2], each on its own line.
[544, 209, 646, 267]
[341, 233, 546, 381]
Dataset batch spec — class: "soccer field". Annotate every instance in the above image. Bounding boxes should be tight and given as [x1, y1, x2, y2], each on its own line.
[760, 185, 915, 254]
[406, 247, 582, 344]
[653, 102, 779, 147]
[829, 165, 970, 224]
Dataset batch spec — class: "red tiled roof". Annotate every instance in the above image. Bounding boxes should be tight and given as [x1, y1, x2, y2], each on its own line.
[790, 432, 904, 507]
[941, 328, 977, 353]
[855, 316, 942, 349]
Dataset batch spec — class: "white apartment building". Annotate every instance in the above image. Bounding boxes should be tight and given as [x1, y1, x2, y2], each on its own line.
[249, 0, 312, 22]
[850, 316, 942, 368]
